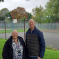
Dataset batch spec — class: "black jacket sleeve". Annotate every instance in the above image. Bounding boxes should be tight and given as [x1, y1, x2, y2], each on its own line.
[2, 41, 9, 59]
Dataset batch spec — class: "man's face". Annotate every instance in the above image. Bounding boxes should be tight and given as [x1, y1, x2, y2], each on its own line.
[12, 31, 18, 39]
[29, 20, 35, 28]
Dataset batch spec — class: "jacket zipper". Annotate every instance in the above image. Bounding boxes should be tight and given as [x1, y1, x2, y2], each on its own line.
[30, 31, 32, 56]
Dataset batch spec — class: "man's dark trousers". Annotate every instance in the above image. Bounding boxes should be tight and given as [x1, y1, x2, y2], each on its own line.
[28, 56, 38, 59]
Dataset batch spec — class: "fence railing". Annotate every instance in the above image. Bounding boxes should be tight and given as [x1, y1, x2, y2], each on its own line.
[0, 20, 59, 30]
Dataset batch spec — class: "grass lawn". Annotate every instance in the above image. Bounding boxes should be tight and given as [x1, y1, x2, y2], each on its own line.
[0, 29, 49, 34]
[43, 49, 59, 59]
[0, 29, 28, 34]
[0, 38, 7, 59]
[0, 38, 59, 59]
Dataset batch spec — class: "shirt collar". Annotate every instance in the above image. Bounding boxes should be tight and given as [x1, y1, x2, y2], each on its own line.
[12, 39, 18, 43]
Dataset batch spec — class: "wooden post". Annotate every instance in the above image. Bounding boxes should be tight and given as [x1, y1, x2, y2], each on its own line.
[24, 18, 25, 41]
[4, 20, 6, 39]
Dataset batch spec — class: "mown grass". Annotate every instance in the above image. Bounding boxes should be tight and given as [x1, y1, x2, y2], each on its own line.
[0, 38, 59, 59]
[0, 29, 49, 34]
[43, 49, 59, 59]
[0, 38, 7, 59]
[0, 29, 28, 34]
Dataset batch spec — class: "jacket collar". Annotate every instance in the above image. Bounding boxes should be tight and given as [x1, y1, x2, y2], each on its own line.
[28, 26, 36, 32]
[8, 36, 23, 48]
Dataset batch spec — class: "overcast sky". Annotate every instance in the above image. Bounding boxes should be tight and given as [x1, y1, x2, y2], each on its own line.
[0, 0, 49, 13]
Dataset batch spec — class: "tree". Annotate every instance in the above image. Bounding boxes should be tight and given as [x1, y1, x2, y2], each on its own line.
[11, 7, 27, 21]
[0, 8, 9, 20]
[0, 0, 4, 2]
[45, 0, 59, 23]
[1, 8, 9, 16]
[26, 12, 32, 21]
[32, 5, 44, 23]
[11, 9, 19, 20]
[5, 11, 12, 21]
[5, 12, 11, 17]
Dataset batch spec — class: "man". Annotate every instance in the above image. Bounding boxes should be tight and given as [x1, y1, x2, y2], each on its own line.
[26, 19, 45, 59]
[2, 30, 26, 59]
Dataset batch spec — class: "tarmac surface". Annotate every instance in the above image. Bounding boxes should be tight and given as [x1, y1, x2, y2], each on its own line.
[0, 32, 59, 50]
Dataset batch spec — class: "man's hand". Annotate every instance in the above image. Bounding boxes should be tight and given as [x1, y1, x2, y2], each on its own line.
[38, 57, 42, 59]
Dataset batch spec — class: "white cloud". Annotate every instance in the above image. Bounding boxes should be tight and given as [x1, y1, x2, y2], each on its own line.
[0, 0, 49, 13]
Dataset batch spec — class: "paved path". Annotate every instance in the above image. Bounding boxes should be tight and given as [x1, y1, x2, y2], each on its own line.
[43, 32, 59, 50]
[0, 32, 59, 50]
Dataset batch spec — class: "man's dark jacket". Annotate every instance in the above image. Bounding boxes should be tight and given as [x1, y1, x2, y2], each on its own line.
[26, 27, 45, 58]
[2, 36, 26, 59]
